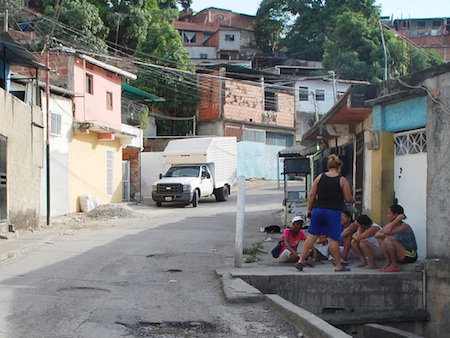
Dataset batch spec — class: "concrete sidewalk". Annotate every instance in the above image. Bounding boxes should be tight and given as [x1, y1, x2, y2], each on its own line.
[0, 224, 73, 265]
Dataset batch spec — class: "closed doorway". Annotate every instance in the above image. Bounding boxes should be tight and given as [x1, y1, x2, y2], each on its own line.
[394, 129, 427, 258]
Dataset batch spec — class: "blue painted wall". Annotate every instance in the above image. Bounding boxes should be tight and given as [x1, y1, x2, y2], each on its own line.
[237, 141, 284, 180]
[373, 96, 427, 132]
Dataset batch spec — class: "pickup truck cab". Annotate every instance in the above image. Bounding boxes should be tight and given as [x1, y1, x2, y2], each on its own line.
[152, 165, 215, 207]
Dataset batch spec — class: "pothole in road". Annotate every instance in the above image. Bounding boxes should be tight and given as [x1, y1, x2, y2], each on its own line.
[57, 286, 111, 294]
[167, 269, 182, 273]
[118, 321, 219, 337]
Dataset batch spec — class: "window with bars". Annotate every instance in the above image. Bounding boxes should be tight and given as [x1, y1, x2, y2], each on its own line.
[299, 86, 308, 101]
[243, 129, 265, 143]
[106, 150, 114, 196]
[315, 89, 325, 101]
[394, 130, 427, 156]
[264, 90, 278, 111]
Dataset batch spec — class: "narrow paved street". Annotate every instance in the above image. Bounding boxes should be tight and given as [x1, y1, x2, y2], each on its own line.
[0, 181, 300, 337]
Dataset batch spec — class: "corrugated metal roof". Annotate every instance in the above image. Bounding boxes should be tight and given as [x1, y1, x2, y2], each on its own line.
[122, 83, 165, 103]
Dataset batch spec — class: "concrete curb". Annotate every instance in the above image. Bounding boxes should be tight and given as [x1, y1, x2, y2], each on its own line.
[0, 230, 65, 265]
[265, 294, 352, 338]
[0, 241, 43, 264]
[220, 275, 264, 303]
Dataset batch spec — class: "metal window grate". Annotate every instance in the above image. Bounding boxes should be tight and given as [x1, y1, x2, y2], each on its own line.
[395, 129, 427, 156]
[106, 150, 114, 196]
[122, 161, 130, 201]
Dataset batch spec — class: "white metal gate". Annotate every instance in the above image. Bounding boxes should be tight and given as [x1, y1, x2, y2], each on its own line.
[394, 129, 427, 258]
[122, 161, 130, 202]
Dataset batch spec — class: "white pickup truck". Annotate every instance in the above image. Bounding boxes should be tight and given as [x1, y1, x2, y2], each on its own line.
[151, 137, 237, 207]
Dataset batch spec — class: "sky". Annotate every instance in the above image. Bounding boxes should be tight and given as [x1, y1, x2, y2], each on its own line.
[190, 0, 450, 19]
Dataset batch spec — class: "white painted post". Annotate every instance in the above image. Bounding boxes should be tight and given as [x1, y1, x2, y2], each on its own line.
[234, 176, 246, 267]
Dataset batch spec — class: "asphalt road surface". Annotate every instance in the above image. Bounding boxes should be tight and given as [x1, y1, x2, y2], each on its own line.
[0, 180, 301, 338]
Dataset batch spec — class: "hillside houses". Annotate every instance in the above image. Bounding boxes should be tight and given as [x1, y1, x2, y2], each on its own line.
[388, 17, 450, 61]
[175, 7, 260, 66]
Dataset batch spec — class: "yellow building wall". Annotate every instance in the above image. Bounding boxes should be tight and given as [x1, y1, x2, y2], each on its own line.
[370, 132, 395, 226]
[69, 133, 123, 212]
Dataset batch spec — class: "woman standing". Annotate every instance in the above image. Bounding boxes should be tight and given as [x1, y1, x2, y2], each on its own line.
[295, 154, 355, 272]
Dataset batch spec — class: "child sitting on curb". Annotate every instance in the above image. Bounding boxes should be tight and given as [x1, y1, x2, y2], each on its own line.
[278, 216, 307, 263]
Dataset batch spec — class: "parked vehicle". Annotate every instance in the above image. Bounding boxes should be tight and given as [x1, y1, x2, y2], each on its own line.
[151, 137, 237, 207]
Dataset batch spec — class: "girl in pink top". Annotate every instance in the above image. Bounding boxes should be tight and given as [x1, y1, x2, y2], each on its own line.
[279, 216, 307, 263]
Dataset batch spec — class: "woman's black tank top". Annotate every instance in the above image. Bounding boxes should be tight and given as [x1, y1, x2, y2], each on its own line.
[313, 174, 344, 211]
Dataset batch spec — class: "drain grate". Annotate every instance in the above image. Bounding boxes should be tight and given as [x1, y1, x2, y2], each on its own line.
[118, 321, 218, 337]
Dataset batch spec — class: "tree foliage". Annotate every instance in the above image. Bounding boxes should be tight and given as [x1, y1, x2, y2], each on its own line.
[323, 11, 383, 82]
[36, 0, 109, 53]
[131, 5, 198, 136]
[254, 0, 444, 82]
[254, 0, 291, 54]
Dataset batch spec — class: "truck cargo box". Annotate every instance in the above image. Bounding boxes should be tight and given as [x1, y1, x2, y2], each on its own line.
[163, 137, 237, 189]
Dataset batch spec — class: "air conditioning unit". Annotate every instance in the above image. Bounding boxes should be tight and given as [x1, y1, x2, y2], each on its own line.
[365, 130, 379, 150]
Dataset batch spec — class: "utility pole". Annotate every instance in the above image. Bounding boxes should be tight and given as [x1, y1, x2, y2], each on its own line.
[328, 70, 338, 103]
[3, 0, 9, 32]
[379, 20, 388, 81]
[45, 38, 51, 225]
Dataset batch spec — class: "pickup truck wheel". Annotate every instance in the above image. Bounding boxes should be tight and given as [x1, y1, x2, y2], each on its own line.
[192, 190, 199, 207]
[215, 186, 229, 202]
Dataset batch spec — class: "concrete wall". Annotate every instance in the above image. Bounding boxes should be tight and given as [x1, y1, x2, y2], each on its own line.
[423, 259, 450, 338]
[0, 89, 43, 229]
[141, 152, 167, 198]
[424, 74, 450, 259]
[40, 90, 72, 217]
[295, 80, 351, 114]
[240, 273, 423, 314]
[236, 141, 284, 180]
[185, 46, 216, 59]
[372, 96, 427, 132]
[421, 71, 450, 338]
[69, 134, 123, 212]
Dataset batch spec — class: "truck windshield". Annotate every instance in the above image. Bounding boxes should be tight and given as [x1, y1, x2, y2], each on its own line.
[165, 166, 200, 177]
